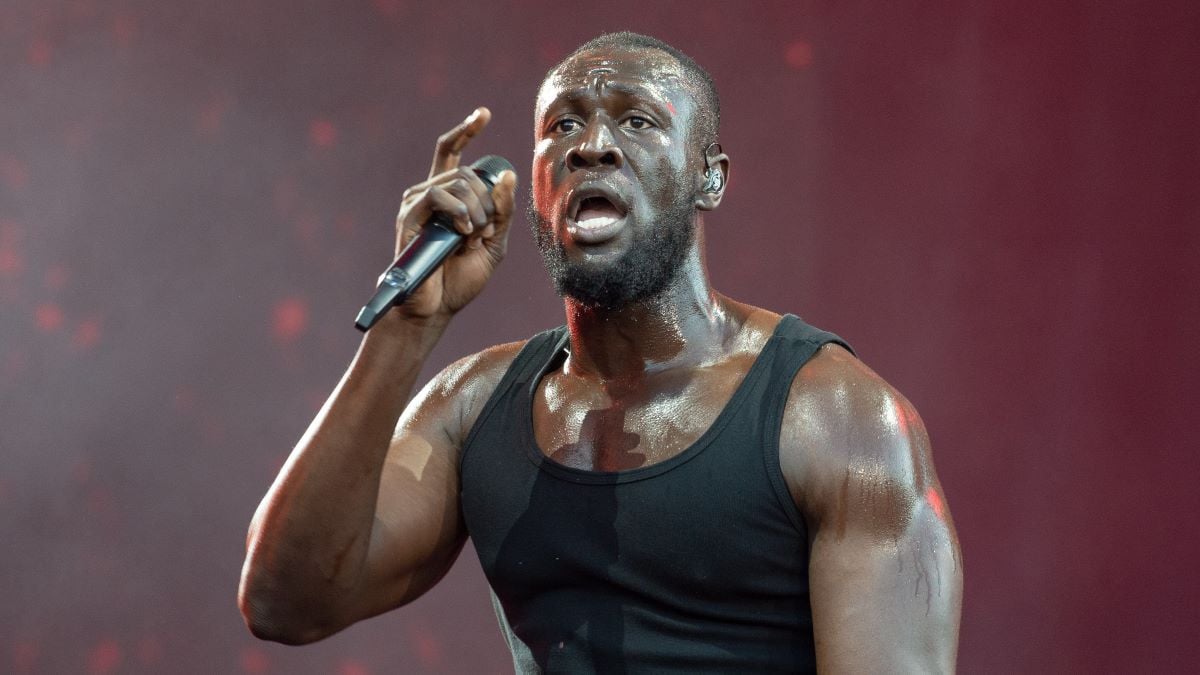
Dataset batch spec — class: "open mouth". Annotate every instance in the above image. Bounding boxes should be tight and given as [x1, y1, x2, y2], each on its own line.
[567, 191, 628, 245]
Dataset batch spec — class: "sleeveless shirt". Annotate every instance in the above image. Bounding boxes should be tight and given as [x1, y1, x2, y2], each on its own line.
[459, 314, 853, 673]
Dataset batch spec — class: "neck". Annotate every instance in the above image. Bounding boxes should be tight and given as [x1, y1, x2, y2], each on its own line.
[562, 243, 735, 384]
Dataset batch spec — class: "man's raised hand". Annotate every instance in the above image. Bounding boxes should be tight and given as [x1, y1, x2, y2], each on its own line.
[390, 107, 517, 321]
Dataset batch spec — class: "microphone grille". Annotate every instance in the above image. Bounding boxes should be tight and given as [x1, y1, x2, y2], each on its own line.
[470, 154, 515, 188]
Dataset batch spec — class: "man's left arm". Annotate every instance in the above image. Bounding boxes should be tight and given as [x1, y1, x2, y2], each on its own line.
[781, 344, 963, 673]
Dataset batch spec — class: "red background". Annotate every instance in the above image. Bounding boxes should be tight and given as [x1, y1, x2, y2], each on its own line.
[2, 0, 1197, 672]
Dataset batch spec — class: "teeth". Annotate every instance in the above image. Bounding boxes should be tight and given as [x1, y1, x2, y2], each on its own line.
[577, 212, 619, 229]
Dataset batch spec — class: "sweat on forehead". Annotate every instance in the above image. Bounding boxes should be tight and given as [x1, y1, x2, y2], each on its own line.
[540, 49, 685, 97]
[559, 48, 683, 77]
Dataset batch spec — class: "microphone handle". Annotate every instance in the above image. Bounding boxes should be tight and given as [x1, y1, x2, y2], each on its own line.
[353, 216, 462, 332]
[353, 154, 511, 333]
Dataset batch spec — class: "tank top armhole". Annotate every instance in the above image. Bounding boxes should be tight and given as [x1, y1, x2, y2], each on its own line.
[457, 326, 567, 476]
[761, 315, 855, 537]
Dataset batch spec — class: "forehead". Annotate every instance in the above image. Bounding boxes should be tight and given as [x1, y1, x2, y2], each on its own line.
[536, 47, 694, 112]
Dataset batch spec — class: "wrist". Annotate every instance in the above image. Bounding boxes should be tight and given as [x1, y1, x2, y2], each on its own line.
[347, 311, 451, 384]
[361, 309, 451, 353]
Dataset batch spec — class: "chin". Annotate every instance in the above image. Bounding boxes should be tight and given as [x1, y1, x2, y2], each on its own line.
[530, 199, 689, 309]
[552, 248, 680, 311]
[562, 238, 629, 266]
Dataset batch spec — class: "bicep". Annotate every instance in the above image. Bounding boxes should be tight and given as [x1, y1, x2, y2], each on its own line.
[363, 424, 468, 612]
[809, 491, 961, 673]
[347, 366, 477, 620]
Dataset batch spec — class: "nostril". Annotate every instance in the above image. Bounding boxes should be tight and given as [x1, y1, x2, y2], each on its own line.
[568, 152, 587, 169]
[599, 151, 617, 166]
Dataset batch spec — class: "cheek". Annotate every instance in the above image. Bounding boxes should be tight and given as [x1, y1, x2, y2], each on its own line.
[640, 157, 684, 208]
[532, 181, 554, 217]
[531, 143, 558, 211]
[631, 135, 690, 202]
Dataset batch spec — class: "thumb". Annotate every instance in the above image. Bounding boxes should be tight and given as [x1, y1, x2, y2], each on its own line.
[490, 170, 518, 234]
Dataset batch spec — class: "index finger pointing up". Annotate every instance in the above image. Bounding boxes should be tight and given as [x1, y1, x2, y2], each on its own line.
[430, 107, 491, 178]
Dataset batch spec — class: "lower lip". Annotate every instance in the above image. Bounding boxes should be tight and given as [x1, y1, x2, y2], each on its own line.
[566, 214, 627, 245]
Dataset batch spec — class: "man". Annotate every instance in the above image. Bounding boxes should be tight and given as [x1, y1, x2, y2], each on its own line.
[239, 32, 962, 673]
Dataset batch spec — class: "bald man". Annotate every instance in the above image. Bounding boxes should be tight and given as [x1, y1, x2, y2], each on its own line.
[240, 32, 962, 673]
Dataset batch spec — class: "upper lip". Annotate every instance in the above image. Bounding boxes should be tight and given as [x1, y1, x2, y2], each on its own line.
[567, 183, 629, 221]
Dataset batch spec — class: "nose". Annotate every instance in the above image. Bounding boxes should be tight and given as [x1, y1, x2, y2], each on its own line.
[567, 120, 624, 171]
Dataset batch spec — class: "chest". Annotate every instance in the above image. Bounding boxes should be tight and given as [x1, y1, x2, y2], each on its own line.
[531, 357, 755, 472]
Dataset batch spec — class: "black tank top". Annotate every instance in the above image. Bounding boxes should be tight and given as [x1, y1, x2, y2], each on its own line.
[460, 314, 852, 674]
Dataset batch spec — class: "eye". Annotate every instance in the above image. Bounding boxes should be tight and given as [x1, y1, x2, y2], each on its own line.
[550, 118, 581, 133]
[621, 116, 654, 130]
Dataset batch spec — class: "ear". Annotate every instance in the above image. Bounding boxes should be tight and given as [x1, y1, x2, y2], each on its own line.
[695, 143, 730, 211]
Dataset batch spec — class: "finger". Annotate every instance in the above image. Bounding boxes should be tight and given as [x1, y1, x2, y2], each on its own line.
[464, 221, 497, 253]
[457, 166, 497, 221]
[400, 186, 473, 252]
[403, 165, 497, 219]
[427, 186, 474, 236]
[402, 168, 458, 205]
[465, 233, 485, 251]
[474, 171, 517, 260]
[488, 170, 518, 237]
[429, 107, 491, 178]
[443, 177, 489, 230]
[401, 167, 477, 212]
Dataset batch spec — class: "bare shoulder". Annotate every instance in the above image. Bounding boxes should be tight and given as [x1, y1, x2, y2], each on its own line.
[785, 342, 910, 430]
[779, 343, 945, 538]
[397, 339, 528, 449]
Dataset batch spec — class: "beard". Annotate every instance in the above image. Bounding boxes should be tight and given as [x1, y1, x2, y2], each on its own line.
[527, 190, 697, 311]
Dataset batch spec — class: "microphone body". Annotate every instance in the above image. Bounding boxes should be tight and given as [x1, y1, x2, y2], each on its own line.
[355, 155, 513, 332]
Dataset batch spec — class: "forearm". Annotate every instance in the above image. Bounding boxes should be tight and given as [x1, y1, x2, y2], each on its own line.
[239, 312, 449, 640]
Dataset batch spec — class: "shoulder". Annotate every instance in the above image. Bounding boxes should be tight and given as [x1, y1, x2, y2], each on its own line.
[785, 341, 897, 418]
[400, 338, 530, 447]
[423, 339, 528, 401]
[779, 343, 936, 538]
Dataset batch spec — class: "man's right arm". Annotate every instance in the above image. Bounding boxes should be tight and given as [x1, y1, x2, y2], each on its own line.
[238, 318, 518, 644]
[238, 107, 518, 644]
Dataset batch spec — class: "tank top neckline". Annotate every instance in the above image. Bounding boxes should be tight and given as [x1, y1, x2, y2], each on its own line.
[518, 314, 798, 485]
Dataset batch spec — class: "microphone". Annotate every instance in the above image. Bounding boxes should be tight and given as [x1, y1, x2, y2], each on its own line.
[354, 154, 514, 332]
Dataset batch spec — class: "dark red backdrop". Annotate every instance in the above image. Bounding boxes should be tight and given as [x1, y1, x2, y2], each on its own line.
[2, 0, 1197, 672]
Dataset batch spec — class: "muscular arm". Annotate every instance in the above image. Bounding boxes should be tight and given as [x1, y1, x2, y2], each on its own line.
[238, 107, 520, 644]
[782, 345, 963, 673]
[238, 316, 517, 644]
